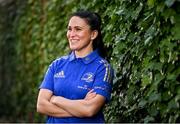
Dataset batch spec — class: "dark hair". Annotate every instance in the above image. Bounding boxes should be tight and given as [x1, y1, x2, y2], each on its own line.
[70, 10, 107, 58]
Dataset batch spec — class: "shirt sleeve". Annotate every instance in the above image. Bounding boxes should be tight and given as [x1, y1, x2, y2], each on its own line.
[39, 62, 55, 92]
[93, 62, 114, 103]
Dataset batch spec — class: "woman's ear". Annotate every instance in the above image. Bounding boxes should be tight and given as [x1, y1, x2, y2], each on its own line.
[91, 30, 98, 40]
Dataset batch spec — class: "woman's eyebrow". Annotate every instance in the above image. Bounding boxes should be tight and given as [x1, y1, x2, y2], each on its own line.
[68, 25, 89, 28]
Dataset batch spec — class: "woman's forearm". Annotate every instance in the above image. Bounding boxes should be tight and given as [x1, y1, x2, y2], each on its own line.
[37, 98, 73, 117]
[51, 96, 100, 117]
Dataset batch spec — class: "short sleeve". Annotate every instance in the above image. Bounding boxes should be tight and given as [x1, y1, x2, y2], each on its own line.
[39, 63, 55, 92]
[93, 62, 114, 103]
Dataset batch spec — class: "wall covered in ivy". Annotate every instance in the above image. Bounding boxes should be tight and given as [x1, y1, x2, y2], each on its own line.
[0, 0, 179, 122]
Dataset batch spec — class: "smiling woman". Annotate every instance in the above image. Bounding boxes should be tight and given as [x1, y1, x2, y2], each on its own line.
[36, 10, 114, 123]
[67, 16, 95, 57]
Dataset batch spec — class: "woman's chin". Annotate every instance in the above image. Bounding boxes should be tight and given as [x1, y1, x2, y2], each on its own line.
[70, 47, 78, 51]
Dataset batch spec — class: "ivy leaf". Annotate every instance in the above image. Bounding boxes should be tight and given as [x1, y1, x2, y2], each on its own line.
[167, 73, 177, 81]
[144, 115, 155, 123]
[148, 62, 163, 72]
[116, 9, 124, 15]
[154, 73, 165, 85]
[165, 0, 176, 7]
[168, 99, 178, 109]
[144, 36, 152, 45]
[147, 0, 155, 7]
[172, 15, 180, 40]
[148, 92, 161, 103]
[148, 105, 159, 116]
[138, 99, 147, 108]
[162, 90, 171, 101]
[141, 74, 152, 87]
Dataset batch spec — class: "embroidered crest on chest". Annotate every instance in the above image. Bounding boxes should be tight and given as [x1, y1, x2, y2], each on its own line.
[81, 72, 94, 82]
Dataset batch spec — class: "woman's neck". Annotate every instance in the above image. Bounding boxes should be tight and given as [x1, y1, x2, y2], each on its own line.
[75, 48, 93, 58]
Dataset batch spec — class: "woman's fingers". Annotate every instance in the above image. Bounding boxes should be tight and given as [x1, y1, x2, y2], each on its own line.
[87, 89, 94, 94]
[84, 89, 96, 100]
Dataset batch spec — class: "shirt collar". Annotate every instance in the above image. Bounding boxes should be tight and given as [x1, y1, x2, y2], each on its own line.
[69, 51, 76, 61]
[68, 49, 99, 64]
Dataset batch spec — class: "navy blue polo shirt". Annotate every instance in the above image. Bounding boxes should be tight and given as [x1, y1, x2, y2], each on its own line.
[40, 50, 114, 123]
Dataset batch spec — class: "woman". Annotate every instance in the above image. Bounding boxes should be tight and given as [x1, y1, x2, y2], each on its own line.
[37, 10, 114, 123]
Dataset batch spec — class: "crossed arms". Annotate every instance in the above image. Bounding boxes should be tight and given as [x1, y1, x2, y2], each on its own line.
[36, 89, 106, 118]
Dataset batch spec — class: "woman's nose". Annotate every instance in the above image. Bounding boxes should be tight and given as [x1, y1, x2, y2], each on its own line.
[69, 30, 76, 37]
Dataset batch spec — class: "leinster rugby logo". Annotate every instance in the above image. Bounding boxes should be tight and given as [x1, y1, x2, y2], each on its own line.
[81, 72, 94, 82]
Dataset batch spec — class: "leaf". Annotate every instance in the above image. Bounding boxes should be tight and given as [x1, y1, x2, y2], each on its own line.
[138, 99, 147, 108]
[116, 9, 124, 15]
[141, 74, 152, 87]
[148, 92, 161, 103]
[154, 73, 165, 84]
[168, 99, 178, 109]
[144, 115, 155, 122]
[167, 73, 177, 81]
[147, 0, 156, 7]
[172, 15, 180, 40]
[144, 36, 152, 45]
[147, 62, 163, 72]
[165, 0, 176, 7]
[148, 105, 159, 116]
[162, 90, 171, 101]
[177, 86, 180, 94]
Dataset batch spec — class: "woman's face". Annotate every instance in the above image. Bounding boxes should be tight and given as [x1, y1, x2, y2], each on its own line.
[67, 16, 94, 53]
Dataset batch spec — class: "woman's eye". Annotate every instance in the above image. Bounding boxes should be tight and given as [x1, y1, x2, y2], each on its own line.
[76, 28, 81, 31]
[67, 27, 82, 32]
[67, 27, 72, 31]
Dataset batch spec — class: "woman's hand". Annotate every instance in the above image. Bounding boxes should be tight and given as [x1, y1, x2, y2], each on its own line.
[50, 95, 57, 104]
[84, 89, 96, 100]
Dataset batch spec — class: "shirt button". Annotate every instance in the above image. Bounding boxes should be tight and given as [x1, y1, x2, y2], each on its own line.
[85, 57, 89, 61]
